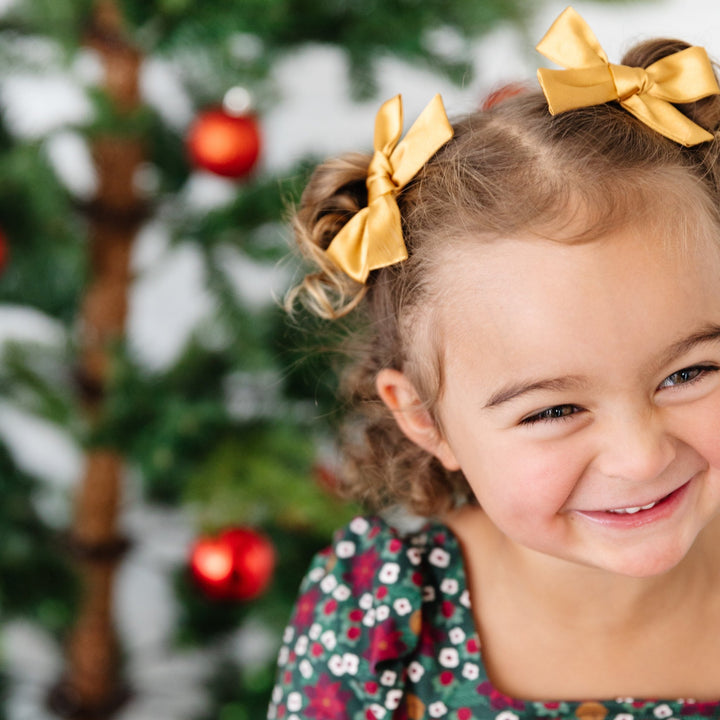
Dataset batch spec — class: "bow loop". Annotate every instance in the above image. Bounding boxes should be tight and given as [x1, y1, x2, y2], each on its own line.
[536, 6, 720, 146]
[325, 94, 454, 283]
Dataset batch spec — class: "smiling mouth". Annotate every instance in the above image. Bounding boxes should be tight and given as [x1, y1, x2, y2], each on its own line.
[596, 482, 689, 517]
[605, 500, 660, 515]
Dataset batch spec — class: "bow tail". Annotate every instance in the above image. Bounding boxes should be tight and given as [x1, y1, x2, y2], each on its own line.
[621, 94, 715, 146]
[326, 209, 372, 283]
[366, 196, 407, 273]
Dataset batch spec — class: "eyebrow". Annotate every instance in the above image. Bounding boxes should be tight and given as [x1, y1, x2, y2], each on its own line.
[483, 375, 589, 409]
[482, 322, 720, 411]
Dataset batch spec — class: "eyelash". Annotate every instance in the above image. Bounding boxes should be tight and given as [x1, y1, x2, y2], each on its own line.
[520, 364, 719, 426]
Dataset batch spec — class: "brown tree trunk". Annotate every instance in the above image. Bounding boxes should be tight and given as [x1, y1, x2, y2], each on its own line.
[48, 2, 145, 718]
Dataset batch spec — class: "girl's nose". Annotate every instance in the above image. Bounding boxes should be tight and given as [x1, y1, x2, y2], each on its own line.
[595, 412, 676, 483]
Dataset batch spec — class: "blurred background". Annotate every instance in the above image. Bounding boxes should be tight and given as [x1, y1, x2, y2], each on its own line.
[0, 0, 716, 718]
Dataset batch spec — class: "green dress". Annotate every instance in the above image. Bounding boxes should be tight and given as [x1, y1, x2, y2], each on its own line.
[267, 515, 720, 720]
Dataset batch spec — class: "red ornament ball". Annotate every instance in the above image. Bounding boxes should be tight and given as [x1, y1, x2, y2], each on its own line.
[187, 108, 261, 179]
[190, 526, 275, 601]
[0, 229, 9, 272]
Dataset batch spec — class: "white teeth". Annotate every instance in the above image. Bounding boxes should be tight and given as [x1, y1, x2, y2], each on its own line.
[607, 501, 657, 514]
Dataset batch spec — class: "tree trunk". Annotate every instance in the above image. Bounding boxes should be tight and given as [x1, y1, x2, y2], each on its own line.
[48, 2, 145, 718]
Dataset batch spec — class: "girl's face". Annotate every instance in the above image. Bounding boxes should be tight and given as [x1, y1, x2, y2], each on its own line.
[419, 218, 720, 578]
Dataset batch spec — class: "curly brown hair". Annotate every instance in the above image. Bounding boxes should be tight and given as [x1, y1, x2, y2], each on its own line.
[286, 39, 720, 517]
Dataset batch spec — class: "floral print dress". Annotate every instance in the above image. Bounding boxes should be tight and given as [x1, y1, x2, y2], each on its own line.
[267, 515, 720, 720]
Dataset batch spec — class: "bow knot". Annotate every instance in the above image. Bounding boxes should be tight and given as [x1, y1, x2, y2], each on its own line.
[610, 64, 652, 102]
[325, 94, 454, 283]
[536, 7, 720, 146]
[367, 149, 397, 202]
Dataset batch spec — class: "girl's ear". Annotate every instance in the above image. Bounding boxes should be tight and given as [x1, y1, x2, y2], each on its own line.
[375, 368, 460, 471]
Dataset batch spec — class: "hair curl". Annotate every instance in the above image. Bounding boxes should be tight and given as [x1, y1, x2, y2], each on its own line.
[286, 38, 720, 517]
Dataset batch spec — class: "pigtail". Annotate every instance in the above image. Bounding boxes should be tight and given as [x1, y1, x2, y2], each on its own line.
[285, 153, 371, 319]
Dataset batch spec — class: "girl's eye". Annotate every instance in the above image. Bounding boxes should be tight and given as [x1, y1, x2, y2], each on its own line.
[521, 404, 580, 425]
[657, 365, 718, 390]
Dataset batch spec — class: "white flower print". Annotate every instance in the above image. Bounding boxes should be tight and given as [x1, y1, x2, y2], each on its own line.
[393, 598, 413, 616]
[429, 701, 448, 717]
[615, 714, 635, 720]
[406, 547, 422, 565]
[299, 659, 313, 679]
[362, 607, 376, 627]
[320, 630, 337, 650]
[438, 647, 459, 668]
[294, 635, 308, 655]
[375, 605, 390, 622]
[288, 716, 300, 720]
[336, 540, 356, 558]
[459, 589, 471, 607]
[654, 706, 673, 719]
[422, 585, 436, 602]
[282, 626, 295, 644]
[287, 692, 303, 712]
[333, 584, 351, 601]
[309, 622, 322, 640]
[359, 592, 374, 610]
[308, 566, 325, 582]
[350, 517, 370, 534]
[379, 562, 401, 584]
[328, 654, 345, 676]
[461, 662, 480, 680]
[268, 707, 277, 720]
[440, 578, 459, 595]
[449, 627, 466, 644]
[496, 712, 520, 720]
[277, 647, 289, 666]
[428, 548, 450, 568]
[320, 574, 338, 593]
[271, 685, 283, 705]
[343, 653, 359, 675]
[385, 689, 403, 710]
[368, 704, 386, 719]
[380, 669, 397, 686]
[407, 661, 425, 682]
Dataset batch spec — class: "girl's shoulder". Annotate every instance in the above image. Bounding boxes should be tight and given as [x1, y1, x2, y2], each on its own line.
[268, 514, 471, 719]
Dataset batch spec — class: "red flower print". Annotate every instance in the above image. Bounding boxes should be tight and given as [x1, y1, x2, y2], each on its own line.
[344, 547, 382, 593]
[682, 701, 719, 715]
[441, 600, 455, 618]
[311, 643, 324, 657]
[457, 709, 472, 720]
[376, 586, 388, 600]
[364, 619, 408, 671]
[476, 682, 526, 710]
[388, 538, 402, 553]
[323, 598, 338, 615]
[466, 638, 479, 654]
[304, 673, 353, 719]
[411, 571, 423, 586]
[440, 670, 455, 686]
[349, 609, 364, 622]
[292, 586, 321, 630]
[365, 680, 379, 695]
[347, 626, 362, 640]
[418, 618, 445, 657]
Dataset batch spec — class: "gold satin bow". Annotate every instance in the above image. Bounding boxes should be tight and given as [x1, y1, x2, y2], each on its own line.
[325, 94, 454, 283]
[536, 6, 720, 146]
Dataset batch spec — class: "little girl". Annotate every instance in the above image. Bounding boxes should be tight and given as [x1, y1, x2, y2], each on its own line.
[268, 7, 720, 719]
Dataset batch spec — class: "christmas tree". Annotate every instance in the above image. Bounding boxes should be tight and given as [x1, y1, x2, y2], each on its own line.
[0, 1, 625, 718]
